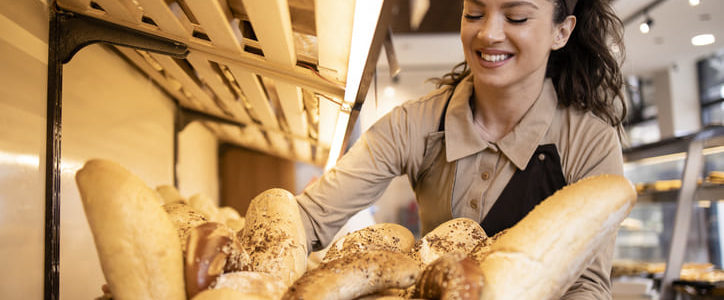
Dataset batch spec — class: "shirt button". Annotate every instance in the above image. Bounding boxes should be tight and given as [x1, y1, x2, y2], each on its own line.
[538, 153, 546, 161]
[470, 200, 479, 210]
[481, 172, 490, 180]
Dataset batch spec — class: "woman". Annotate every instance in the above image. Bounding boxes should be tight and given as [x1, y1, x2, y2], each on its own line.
[297, 0, 626, 298]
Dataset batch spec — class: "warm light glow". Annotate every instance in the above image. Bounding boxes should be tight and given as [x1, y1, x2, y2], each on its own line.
[639, 22, 650, 34]
[689, 0, 700, 6]
[324, 0, 384, 169]
[324, 105, 351, 171]
[698, 200, 711, 208]
[624, 145, 724, 171]
[692, 34, 715, 46]
[383, 86, 396, 98]
[0, 151, 40, 168]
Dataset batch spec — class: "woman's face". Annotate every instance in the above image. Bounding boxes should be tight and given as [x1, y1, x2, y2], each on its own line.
[460, 0, 574, 91]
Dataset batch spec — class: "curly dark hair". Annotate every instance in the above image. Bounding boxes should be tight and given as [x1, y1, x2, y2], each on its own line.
[433, 0, 627, 127]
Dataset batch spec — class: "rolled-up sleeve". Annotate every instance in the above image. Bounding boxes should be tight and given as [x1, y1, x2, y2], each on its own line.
[296, 105, 413, 251]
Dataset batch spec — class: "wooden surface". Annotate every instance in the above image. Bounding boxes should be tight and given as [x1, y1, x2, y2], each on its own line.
[219, 144, 296, 215]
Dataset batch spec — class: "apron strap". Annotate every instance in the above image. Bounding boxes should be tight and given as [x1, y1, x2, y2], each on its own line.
[480, 144, 567, 236]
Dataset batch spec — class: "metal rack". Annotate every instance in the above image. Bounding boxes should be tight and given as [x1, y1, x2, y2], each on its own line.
[43, 0, 397, 298]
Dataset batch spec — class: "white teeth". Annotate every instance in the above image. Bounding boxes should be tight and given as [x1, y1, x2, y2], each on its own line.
[480, 53, 510, 62]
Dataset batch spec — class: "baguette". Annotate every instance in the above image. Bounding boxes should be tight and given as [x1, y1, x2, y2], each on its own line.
[191, 288, 270, 300]
[415, 253, 485, 300]
[211, 271, 286, 299]
[478, 174, 637, 300]
[163, 201, 208, 252]
[75, 159, 185, 300]
[239, 188, 307, 287]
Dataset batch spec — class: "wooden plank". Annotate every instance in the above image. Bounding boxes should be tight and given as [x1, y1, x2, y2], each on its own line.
[149, 52, 226, 117]
[315, 0, 355, 81]
[183, 0, 243, 53]
[115, 47, 201, 110]
[241, 0, 311, 160]
[186, 51, 251, 124]
[94, 0, 143, 24]
[135, 0, 191, 38]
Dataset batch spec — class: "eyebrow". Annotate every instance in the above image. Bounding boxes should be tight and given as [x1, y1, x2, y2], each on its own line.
[466, 0, 540, 10]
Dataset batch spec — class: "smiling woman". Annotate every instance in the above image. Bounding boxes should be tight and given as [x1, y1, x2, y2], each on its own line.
[295, 0, 629, 299]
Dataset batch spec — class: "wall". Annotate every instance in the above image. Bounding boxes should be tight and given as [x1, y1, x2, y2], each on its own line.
[0, 1, 219, 298]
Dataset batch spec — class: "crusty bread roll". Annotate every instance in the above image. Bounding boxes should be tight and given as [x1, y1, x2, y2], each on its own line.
[75, 159, 185, 300]
[412, 218, 487, 266]
[217, 206, 245, 232]
[478, 174, 637, 300]
[322, 223, 415, 263]
[189, 193, 220, 221]
[185, 222, 247, 298]
[415, 253, 484, 300]
[157, 184, 186, 204]
[163, 201, 208, 252]
[211, 271, 286, 299]
[191, 288, 270, 300]
[468, 230, 500, 265]
[282, 250, 421, 300]
[239, 188, 307, 287]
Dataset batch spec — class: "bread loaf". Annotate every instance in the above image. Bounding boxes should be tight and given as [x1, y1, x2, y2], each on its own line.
[478, 174, 637, 300]
[191, 288, 269, 300]
[217, 206, 245, 232]
[75, 159, 185, 300]
[239, 188, 307, 287]
[163, 201, 208, 252]
[157, 184, 186, 204]
[415, 253, 485, 300]
[185, 222, 247, 298]
[412, 218, 487, 266]
[189, 193, 220, 221]
[283, 250, 421, 300]
[322, 223, 415, 263]
[211, 271, 286, 299]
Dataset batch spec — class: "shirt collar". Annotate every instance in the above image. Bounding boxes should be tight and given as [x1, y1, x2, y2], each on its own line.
[444, 76, 558, 170]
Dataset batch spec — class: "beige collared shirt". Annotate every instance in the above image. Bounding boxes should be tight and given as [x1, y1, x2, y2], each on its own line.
[297, 75, 623, 299]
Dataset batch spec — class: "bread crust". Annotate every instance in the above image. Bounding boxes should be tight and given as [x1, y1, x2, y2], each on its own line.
[412, 218, 487, 266]
[211, 271, 286, 299]
[75, 159, 185, 300]
[163, 201, 208, 252]
[323, 223, 415, 263]
[283, 250, 421, 300]
[239, 188, 307, 287]
[478, 174, 637, 300]
[415, 253, 485, 300]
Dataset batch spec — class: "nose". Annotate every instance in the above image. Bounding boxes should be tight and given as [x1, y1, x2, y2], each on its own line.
[477, 16, 505, 43]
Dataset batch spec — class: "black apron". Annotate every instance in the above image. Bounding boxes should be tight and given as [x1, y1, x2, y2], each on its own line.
[439, 93, 567, 236]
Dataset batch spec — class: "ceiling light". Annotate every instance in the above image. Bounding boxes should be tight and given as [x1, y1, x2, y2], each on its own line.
[689, 0, 700, 6]
[692, 34, 715, 46]
[639, 15, 653, 34]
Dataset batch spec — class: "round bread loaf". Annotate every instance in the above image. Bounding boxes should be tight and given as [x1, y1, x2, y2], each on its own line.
[75, 159, 185, 300]
[415, 253, 485, 300]
[185, 222, 247, 298]
[322, 223, 415, 263]
[412, 218, 487, 266]
[211, 271, 286, 299]
[239, 188, 307, 287]
[283, 250, 421, 300]
[217, 206, 245, 232]
[478, 174, 637, 300]
[163, 201, 208, 252]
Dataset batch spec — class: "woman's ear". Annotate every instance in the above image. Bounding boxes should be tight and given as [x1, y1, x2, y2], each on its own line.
[552, 16, 576, 50]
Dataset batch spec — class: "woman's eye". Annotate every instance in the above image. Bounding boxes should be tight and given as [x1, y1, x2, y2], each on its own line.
[464, 14, 484, 20]
[507, 17, 528, 23]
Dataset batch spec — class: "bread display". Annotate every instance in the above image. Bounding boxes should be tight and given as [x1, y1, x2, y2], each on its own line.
[191, 288, 270, 300]
[157, 184, 187, 204]
[412, 218, 488, 266]
[322, 223, 415, 263]
[217, 206, 246, 232]
[239, 188, 308, 287]
[75, 159, 185, 300]
[190, 193, 221, 221]
[414, 253, 485, 300]
[282, 250, 421, 300]
[476, 174, 637, 300]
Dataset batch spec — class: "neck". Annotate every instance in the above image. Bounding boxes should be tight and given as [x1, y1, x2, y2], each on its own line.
[472, 78, 545, 141]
